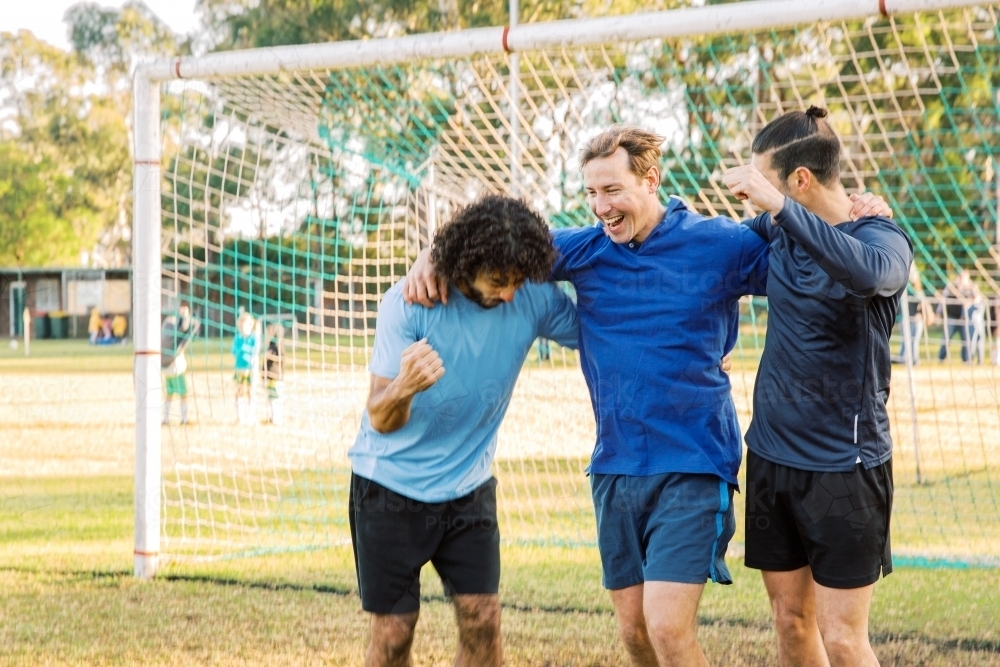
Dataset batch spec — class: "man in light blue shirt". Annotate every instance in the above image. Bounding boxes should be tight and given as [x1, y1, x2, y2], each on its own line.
[348, 195, 578, 667]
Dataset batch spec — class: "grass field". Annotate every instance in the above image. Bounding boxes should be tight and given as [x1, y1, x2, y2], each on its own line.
[2, 340, 999, 665]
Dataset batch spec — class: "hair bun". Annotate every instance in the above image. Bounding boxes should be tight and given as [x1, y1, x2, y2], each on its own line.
[806, 105, 829, 119]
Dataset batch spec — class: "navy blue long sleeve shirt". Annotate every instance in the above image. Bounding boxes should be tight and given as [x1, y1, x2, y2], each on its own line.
[744, 198, 913, 472]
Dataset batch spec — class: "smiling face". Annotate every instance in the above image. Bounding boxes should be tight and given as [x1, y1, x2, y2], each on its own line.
[463, 270, 524, 309]
[583, 147, 662, 244]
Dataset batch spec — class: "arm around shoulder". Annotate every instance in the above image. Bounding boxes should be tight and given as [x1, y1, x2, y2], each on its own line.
[775, 199, 912, 297]
[536, 282, 580, 349]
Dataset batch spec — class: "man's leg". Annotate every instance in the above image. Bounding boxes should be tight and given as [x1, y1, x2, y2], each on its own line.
[350, 474, 434, 667]
[452, 594, 501, 667]
[912, 320, 924, 364]
[781, 461, 891, 667]
[367, 611, 419, 667]
[959, 321, 970, 362]
[814, 582, 879, 667]
[429, 479, 502, 666]
[643, 581, 709, 667]
[761, 567, 829, 667]
[939, 322, 953, 360]
[609, 584, 658, 666]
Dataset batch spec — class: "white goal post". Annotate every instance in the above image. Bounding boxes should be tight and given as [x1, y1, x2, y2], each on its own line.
[132, 0, 997, 578]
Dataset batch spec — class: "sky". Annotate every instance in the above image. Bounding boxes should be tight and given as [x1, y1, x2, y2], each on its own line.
[0, 1, 201, 51]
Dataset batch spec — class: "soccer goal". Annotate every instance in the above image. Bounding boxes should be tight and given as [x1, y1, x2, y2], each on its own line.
[132, 0, 1000, 581]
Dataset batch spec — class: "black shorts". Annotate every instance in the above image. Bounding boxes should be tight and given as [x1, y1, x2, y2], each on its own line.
[744, 450, 893, 589]
[349, 473, 501, 614]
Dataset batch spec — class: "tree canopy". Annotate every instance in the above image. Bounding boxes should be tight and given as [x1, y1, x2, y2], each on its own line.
[0, 1, 178, 267]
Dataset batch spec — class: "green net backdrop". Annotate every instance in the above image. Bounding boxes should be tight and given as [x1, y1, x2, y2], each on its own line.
[157, 5, 1000, 581]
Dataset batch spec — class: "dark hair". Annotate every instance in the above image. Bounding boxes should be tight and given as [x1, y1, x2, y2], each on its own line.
[431, 195, 555, 286]
[581, 126, 665, 181]
[751, 106, 841, 186]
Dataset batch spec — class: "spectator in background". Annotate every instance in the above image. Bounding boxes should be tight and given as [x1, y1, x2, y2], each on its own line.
[161, 304, 200, 426]
[896, 263, 933, 365]
[990, 295, 1000, 365]
[111, 314, 128, 342]
[100, 316, 113, 342]
[969, 281, 987, 365]
[536, 337, 551, 362]
[88, 306, 103, 345]
[263, 323, 285, 425]
[232, 312, 259, 425]
[938, 269, 977, 362]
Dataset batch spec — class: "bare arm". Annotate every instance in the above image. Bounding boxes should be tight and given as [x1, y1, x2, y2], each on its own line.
[402, 248, 449, 308]
[367, 339, 445, 433]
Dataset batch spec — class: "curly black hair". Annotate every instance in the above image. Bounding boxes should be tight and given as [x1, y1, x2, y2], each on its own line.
[431, 195, 556, 286]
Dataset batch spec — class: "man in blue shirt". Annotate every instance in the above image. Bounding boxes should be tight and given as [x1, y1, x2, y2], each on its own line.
[349, 195, 579, 667]
[724, 107, 912, 667]
[405, 128, 889, 666]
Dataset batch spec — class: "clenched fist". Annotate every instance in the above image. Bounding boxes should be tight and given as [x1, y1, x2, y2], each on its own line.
[723, 164, 786, 215]
[395, 338, 445, 395]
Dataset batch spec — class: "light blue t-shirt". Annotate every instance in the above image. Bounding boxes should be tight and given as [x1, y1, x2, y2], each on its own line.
[349, 279, 579, 502]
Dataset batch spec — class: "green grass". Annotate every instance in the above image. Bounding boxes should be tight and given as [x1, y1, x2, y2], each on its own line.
[1, 475, 999, 665]
[0, 339, 135, 373]
[3, 343, 1000, 663]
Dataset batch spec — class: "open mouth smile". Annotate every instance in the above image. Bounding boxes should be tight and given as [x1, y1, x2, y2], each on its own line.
[604, 214, 625, 231]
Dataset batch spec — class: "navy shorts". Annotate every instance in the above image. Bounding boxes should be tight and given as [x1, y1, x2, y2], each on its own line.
[591, 472, 736, 589]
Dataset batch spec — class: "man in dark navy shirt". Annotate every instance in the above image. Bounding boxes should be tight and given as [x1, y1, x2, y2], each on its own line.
[725, 107, 912, 667]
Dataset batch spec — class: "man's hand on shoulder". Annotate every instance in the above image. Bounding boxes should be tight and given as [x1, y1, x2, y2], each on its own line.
[403, 248, 449, 308]
[848, 192, 893, 220]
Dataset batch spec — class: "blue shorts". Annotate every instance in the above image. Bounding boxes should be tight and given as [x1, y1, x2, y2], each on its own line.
[591, 472, 735, 589]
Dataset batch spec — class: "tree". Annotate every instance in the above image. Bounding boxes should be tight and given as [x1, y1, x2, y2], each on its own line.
[197, 0, 699, 51]
[0, 31, 115, 266]
[62, 0, 183, 267]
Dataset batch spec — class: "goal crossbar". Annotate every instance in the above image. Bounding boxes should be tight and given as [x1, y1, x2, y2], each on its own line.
[137, 0, 983, 82]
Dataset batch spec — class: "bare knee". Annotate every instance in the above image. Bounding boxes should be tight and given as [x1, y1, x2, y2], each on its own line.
[454, 595, 501, 648]
[369, 612, 418, 664]
[645, 611, 696, 649]
[610, 586, 653, 658]
[617, 615, 652, 656]
[820, 623, 872, 666]
[771, 598, 816, 641]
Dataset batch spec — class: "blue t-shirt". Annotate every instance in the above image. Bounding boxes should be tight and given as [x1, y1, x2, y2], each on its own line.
[349, 280, 579, 502]
[551, 196, 769, 485]
[231, 334, 258, 370]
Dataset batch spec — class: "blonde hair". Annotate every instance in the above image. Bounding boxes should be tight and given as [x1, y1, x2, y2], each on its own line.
[236, 312, 256, 332]
[581, 126, 665, 181]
